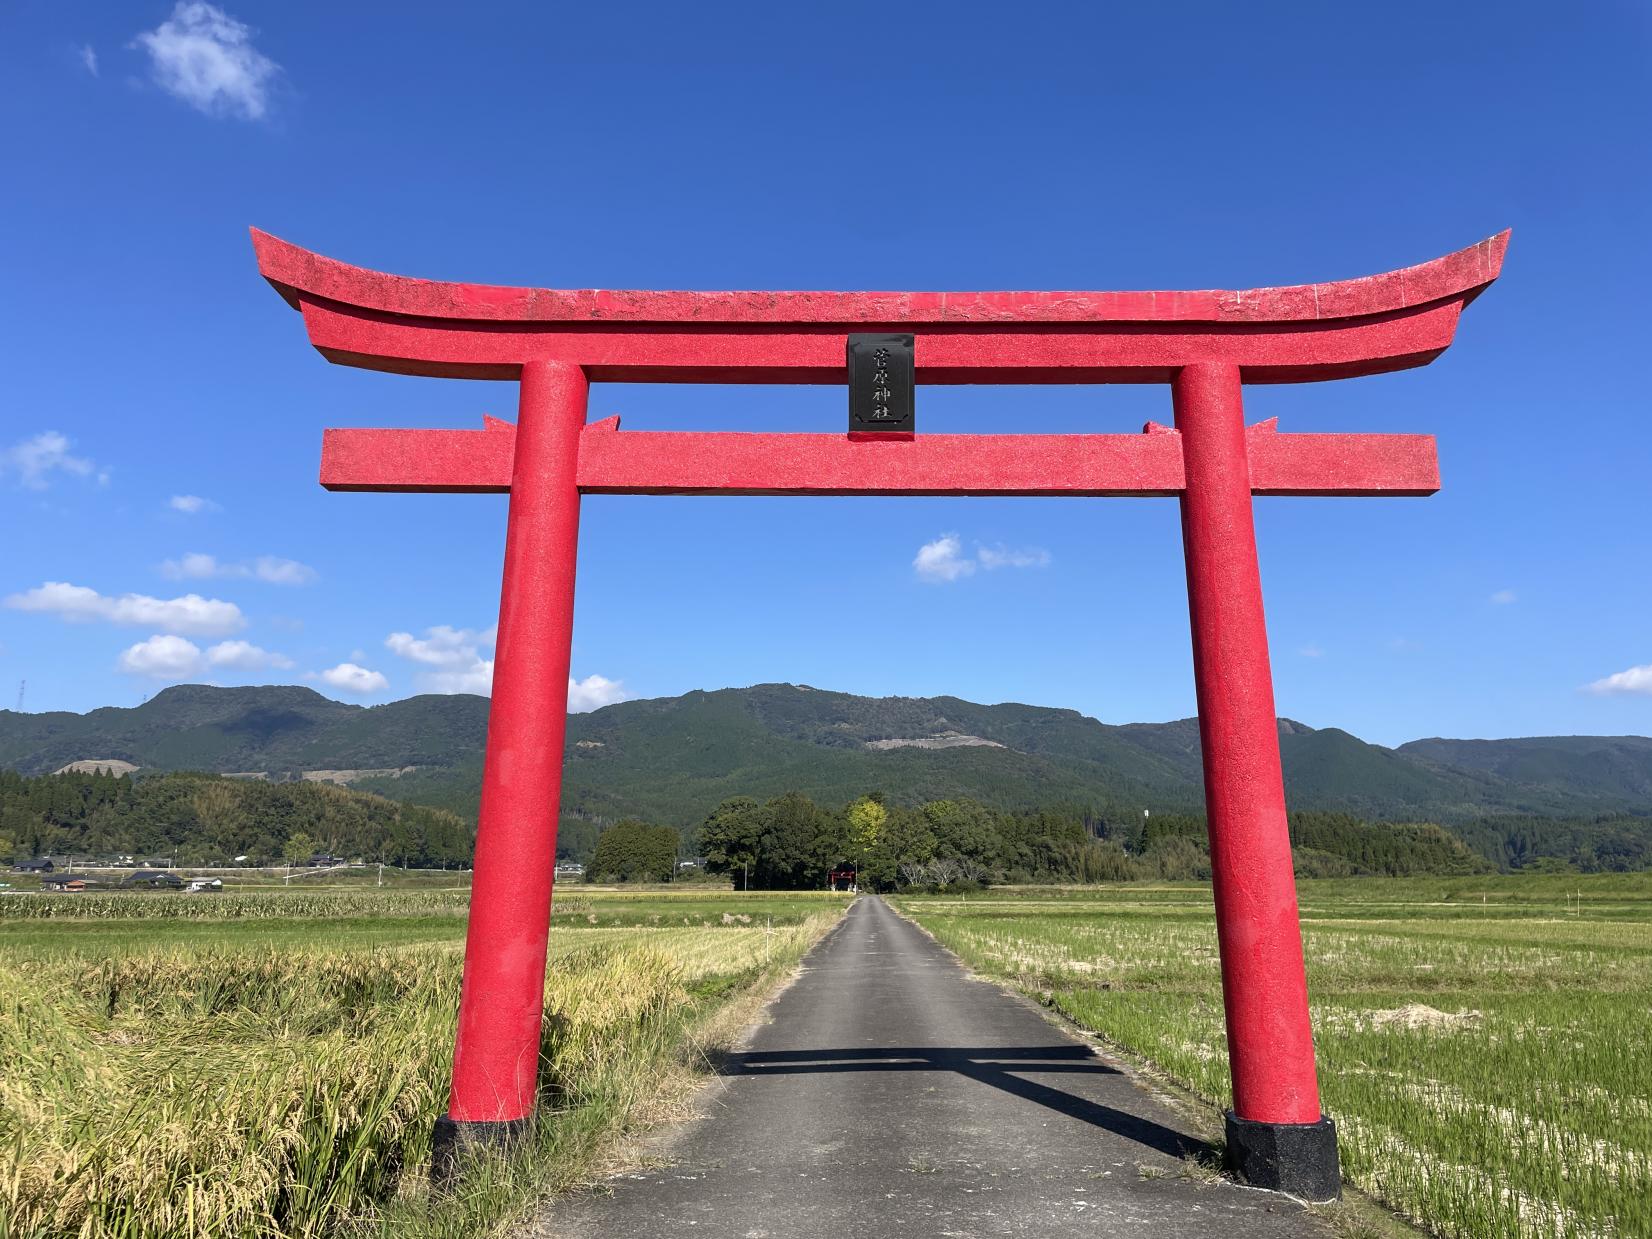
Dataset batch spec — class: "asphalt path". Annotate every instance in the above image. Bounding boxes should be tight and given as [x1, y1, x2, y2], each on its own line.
[531, 895, 1328, 1238]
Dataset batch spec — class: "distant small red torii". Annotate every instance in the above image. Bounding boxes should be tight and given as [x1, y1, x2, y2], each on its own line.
[254, 227, 1508, 1199]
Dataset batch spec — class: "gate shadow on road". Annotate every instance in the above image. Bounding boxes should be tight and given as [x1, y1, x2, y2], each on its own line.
[721, 1044, 1210, 1162]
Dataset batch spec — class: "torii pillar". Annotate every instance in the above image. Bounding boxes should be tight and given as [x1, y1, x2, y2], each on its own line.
[254, 227, 1508, 1200]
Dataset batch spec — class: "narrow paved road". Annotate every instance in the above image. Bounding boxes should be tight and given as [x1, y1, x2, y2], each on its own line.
[532, 896, 1327, 1238]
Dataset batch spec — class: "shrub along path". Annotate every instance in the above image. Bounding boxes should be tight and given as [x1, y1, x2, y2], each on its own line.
[529, 895, 1326, 1238]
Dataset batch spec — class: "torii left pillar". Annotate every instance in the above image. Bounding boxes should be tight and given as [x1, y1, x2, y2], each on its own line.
[431, 361, 588, 1174]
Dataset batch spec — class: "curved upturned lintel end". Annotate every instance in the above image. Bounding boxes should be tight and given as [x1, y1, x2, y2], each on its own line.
[1458, 229, 1511, 306]
[251, 227, 306, 311]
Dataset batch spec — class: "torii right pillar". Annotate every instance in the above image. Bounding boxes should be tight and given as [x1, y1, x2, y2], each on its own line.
[1176, 360, 1337, 1199]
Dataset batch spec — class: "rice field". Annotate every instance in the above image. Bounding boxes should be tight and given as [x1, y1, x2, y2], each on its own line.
[0, 886, 848, 1239]
[895, 875, 1652, 1239]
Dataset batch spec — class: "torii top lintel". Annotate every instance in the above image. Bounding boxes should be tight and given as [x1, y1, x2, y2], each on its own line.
[252, 229, 1507, 385]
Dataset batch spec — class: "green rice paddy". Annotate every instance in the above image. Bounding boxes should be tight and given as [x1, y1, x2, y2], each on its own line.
[896, 874, 1652, 1239]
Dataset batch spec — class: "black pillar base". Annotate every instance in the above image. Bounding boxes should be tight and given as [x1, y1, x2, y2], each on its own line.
[1224, 1111, 1340, 1202]
[430, 1115, 531, 1189]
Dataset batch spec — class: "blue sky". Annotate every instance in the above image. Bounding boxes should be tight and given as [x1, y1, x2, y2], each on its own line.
[2, 1, 1648, 747]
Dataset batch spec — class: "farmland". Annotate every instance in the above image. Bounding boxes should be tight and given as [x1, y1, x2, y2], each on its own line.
[6, 875, 1649, 1239]
[0, 884, 848, 1239]
[896, 875, 1652, 1239]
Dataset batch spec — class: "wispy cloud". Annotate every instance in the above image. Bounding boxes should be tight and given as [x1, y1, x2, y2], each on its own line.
[914, 534, 1052, 584]
[161, 552, 316, 585]
[5, 582, 244, 636]
[132, 2, 280, 121]
[79, 45, 99, 76]
[1299, 645, 1325, 659]
[1584, 664, 1652, 697]
[168, 494, 220, 515]
[1, 431, 105, 490]
[1490, 589, 1517, 605]
[312, 663, 389, 695]
[978, 544, 1052, 571]
[205, 639, 293, 671]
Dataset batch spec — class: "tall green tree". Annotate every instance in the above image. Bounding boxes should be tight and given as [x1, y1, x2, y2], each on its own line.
[590, 819, 679, 882]
[700, 797, 763, 890]
[283, 831, 319, 863]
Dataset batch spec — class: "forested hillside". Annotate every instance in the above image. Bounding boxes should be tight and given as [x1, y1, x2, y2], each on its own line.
[4, 683, 1651, 878]
[0, 685, 490, 778]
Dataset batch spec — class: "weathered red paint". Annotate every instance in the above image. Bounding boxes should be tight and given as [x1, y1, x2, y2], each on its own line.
[320, 416, 1439, 497]
[254, 228, 1506, 1148]
[448, 361, 585, 1123]
[1175, 362, 1320, 1124]
[255, 229, 1504, 326]
[256, 228, 1506, 385]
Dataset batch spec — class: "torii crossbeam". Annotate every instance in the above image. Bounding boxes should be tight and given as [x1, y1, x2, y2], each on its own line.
[254, 228, 1508, 1200]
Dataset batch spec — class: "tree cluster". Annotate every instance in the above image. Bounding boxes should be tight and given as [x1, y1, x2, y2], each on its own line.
[0, 770, 472, 868]
[6, 767, 1646, 884]
[693, 792, 1138, 891]
[683, 794, 1631, 890]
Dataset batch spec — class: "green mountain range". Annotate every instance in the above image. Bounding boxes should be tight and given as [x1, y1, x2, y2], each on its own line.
[3, 683, 1648, 829]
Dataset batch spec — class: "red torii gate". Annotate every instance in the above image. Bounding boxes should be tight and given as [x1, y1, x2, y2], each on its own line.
[253, 228, 1507, 1199]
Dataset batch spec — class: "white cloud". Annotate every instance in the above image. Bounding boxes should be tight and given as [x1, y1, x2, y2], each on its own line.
[1585, 664, 1652, 697]
[383, 623, 627, 707]
[205, 639, 292, 670]
[1490, 589, 1517, 605]
[5, 582, 244, 636]
[978, 544, 1052, 571]
[80, 45, 99, 75]
[2, 431, 101, 490]
[116, 635, 290, 680]
[568, 674, 630, 713]
[1299, 645, 1325, 659]
[161, 552, 316, 585]
[386, 625, 487, 669]
[385, 624, 494, 693]
[133, 2, 279, 121]
[119, 634, 203, 678]
[914, 534, 1051, 583]
[914, 534, 976, 583]
[314, 663, 389, 695]
[168, 494, 219, 514]
[251, 556, 316, 585]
